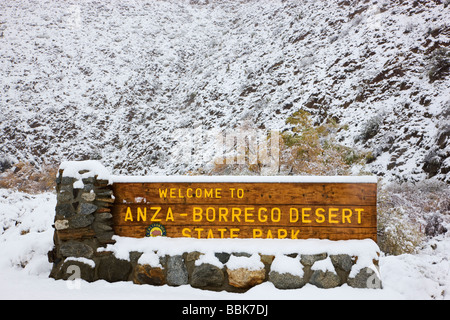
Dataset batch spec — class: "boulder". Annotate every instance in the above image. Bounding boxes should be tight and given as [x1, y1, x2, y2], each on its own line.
[269, 271, 306, 289]
[227, 267, 265, 289]
[191, 263, 224, 288]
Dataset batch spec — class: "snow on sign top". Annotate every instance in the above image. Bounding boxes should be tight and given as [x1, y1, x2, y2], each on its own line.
[59, 160, 378, 184]
[111, 175, 378, 184]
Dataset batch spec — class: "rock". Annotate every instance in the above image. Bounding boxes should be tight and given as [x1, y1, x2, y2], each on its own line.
[166, 255, 188, 286]
[57, 189, 73, 203]
[309, 270, 341, 288]
[54, 219, 69, 230]
[133, 264, 165, 286]
[300, 253, 327, 266]
[79, 203, 97, 215]
[69, 214, 95, 229]
[330, 254, 353, 272]
[52, 258, 95, 282]
[227, 268, 265, 289]
[215, 252, 231, 264]
[191, 263, 224, 288]
[59, 241, 94, 258]
[55, 203, 75, 218]
[269, 271, 306, 289]
[81, 192, 96, 202]
[97, 255, 132, 282]
[348, 267, 382, 289]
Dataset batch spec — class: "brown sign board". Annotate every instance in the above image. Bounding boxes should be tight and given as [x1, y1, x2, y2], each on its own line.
[111, 176, 377, 241]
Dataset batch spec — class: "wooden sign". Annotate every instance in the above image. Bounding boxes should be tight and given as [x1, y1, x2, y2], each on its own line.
[110, 177, 377, 241]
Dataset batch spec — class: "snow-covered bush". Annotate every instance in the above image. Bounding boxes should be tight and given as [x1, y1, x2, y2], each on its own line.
[206, 110, 370, 176]
[280, 110, 369, 175]
[427, 47, 450, 83]
[355, 114, 383, 144]
[0, 158, 12, 173]
[377, 180, 449, 255]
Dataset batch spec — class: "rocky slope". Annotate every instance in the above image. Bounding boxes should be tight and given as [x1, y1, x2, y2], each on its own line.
[0, 0, 449, 182]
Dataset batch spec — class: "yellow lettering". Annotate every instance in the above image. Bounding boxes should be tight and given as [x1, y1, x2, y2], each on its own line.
[291, 229, 300, 239]
[253, 228, 263, 238]
[271, 207, 281, 222]
[207, 229, 214, 239]
[342, 208, 352, 224]
[230, 228, 239, 238]
[186, 188, 193, 198]
[195, 188, 202, 198]
[204, 189, 213, 198]
[258, 207, 268, 222]
[290, 208, 299, 223]
[178, 189, 184, 198]
[302, 208, 312, 223]
[125, 207, 133, 222]
[329, 208, 339, 224]
[158, 189, 168, 198]
[245, 207, 255, 222]
[315, 208, 325, 223]
[278, 229, 287, 239]
[266, 229, 273, 239]
[182, 228, 191, 237]
[193, 207, 202, 222]
[219, 207, 228, 222]
[151, 207, 161, 222]
[218, 228, 226, 238]
[206, 207, 215, 222]
[215, 188, 222, 198]
[237, 188, 244, 199]
[169, 188, 176, 198]
[137, 207, 146, 222]
[229, 188, 236, 198]
[232, 208, 241, 222]
[356, 208, 364, 224]
[166, 207, 174, 222]
[194, 228, 203, 238]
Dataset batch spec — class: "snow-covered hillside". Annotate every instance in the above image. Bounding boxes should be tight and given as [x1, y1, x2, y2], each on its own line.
[0, 0, 449, 182]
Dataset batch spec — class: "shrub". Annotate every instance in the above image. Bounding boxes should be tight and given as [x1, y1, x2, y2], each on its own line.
[428, 47, 450, 83]
[377, 180, 449, 255]
[281, 110, 369, 175]
[355, 114, 383, 143]
[205, 110, 370, 176]
[0, 158, 12, 173]
[0, 162, 58, 193]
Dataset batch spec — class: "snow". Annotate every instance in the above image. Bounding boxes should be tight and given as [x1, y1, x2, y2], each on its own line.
[1, 188, 449, 300]
[111, 175, 378, 184]
[195, 252, 223, 269]
[100, 236, 381, 261]
[59, 160, 378, 184]
[59, 160, 112, 188]
[271, 255, 304, 277]
[226, 254, 264, 271]
[1, 0, 448, 183]
[311, 257, 336, 274]
[138, 252, 162, 269]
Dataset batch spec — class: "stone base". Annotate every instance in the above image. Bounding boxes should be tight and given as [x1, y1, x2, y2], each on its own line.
[50, 248, 382, 291]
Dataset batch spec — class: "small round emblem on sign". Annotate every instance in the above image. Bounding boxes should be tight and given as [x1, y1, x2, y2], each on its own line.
[145, 223, 167, 237]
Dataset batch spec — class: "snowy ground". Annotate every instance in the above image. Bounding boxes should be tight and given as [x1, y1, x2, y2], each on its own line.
[0, 189, 449, 300]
